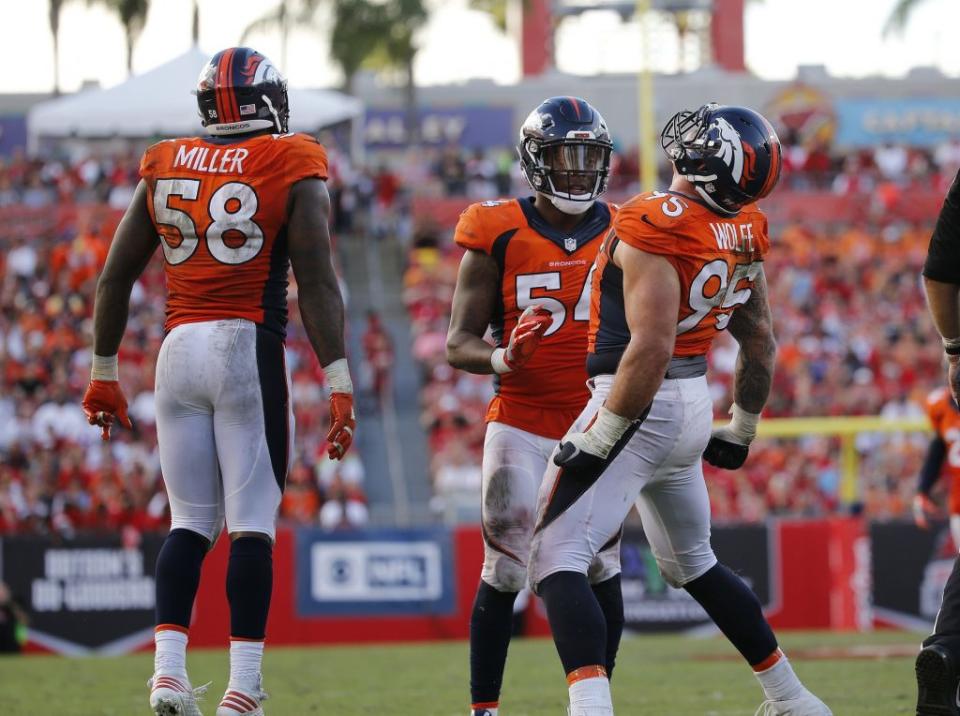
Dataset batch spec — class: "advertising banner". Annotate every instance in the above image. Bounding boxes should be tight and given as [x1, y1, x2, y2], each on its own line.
[835, 98, 960, 147]
[364, 107, 514, 149]
[871, 520, 952, 631]
[295, 527, 456, 617]
[618, 524, 773, 632]
[0, 116, 27, 156]
[0, 534, 163, 655]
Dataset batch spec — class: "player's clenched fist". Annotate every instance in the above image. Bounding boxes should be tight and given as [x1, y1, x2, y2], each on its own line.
[703, 404, 760, 470]
[326, 392, 356, 460]
[491, 304, 552, 374]
[554, 406, 640, 484]
[913, 493, 939, 530]
[323, 358, 356, 460]
[82, 380, 133, 441]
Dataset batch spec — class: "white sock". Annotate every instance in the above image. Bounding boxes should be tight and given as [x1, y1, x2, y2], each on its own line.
[229, 639, 265, 691]
[154, 629, 188, 679]
[569, 675, 613, 715]
[754, 654, 805, 701]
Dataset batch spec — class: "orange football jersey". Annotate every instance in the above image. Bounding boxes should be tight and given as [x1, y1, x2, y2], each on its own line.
[588, 190, 769, 368]
[454, 198, 615, 439]
[139, 132, 328, 335]
[925, 387, 960, 514]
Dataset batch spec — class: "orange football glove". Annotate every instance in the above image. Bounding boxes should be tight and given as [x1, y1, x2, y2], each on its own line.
[81, 380, 133, 441]
[504, 305, 552, 370]
[327, 392, 356, 460]
[913, 493, 939, 530]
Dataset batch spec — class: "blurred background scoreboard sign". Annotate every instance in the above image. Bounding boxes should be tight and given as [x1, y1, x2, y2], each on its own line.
[363, 107, 515, 149]
[295, 527, 456, 617]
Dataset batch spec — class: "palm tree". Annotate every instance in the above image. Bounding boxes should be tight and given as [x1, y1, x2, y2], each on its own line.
[191, 0, 199, 45]
[86, 0, 150, 75]
[367, 0, 428, 143]
[469, 0, 511, 31]
[241, 0, 326, 73]
[883, 0, 932, 35]
[328, 0, 388, 94]
[49, 0, 66, 94]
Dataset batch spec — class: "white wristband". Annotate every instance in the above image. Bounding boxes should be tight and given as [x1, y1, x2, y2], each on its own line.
[727, 403, 761, 443]
[591, 406, 634, 443]
[323, 358, 353, 394]
[581, 406, 635, 458]
[91, 354, 119, 382]
[491, 348, 512, 375]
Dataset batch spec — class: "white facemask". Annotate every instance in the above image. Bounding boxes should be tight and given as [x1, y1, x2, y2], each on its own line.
[547, 194, 595, 215]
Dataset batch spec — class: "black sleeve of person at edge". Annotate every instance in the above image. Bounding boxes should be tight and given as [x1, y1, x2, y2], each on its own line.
[918, 436, 947, 497]
[924, 169, 960, 284]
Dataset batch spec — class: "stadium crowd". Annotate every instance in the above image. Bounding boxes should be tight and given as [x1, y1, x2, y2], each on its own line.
[0, 137, 953, 534]
[367, 135, 960, 201]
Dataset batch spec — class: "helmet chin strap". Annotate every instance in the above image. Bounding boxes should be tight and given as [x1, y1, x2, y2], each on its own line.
[693, 185, 739, 216]
[262, 94, 283, 134]
[548, 194, 595, 215]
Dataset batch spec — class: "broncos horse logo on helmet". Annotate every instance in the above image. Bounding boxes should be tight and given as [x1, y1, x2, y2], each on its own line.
[517, 96, 613, 215]
[661, 103, 782, 216]
[195, 47, 289, 136]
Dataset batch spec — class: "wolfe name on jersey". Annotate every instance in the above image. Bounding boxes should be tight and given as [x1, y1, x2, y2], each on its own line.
[140, 132, 328, 336]
[455, 198, 615, 439]
[588, 190, 770, 374]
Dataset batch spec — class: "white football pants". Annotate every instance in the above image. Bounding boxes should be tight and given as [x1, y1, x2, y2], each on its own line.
[481, 421, 621, 593]
[529, 374, 718, 591]
[154, 319, 293, 542]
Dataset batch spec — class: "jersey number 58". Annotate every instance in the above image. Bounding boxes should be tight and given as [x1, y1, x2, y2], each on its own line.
[153, 178, 265, 265]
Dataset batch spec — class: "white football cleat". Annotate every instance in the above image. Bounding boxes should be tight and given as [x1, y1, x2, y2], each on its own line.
[216, 682, 269, 716]
[148, 675, 210, 716]
[755, 689, 832, 716]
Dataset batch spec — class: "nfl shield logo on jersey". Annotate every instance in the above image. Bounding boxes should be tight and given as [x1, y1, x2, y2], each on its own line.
[564, 237, 577, 252]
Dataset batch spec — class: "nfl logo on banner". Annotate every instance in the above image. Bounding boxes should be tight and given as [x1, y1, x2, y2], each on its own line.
[564, 237, 576, 252]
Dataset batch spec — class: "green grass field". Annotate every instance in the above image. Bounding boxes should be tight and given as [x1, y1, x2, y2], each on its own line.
[0, 630, 924, 715]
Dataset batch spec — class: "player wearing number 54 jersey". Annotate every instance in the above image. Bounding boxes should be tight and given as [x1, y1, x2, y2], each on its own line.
[446, 97, 625, 716]
[81, 48, 355, 716]
[528, 104, 831, 715]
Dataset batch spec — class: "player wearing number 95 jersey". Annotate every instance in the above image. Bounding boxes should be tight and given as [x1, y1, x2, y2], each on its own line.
[528, 104, 831, 716]
[446, 97, 625, 716]
[81, 47, 355, 716]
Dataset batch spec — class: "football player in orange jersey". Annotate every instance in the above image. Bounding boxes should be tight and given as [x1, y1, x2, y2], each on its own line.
[446, 97, 624, 716]
[915, 387, 960, 549]
[81, 48, 355, 716]
[527, 104, 830, 716]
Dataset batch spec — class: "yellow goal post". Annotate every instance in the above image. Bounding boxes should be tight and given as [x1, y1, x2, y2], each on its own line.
[711, 416, 933, 504]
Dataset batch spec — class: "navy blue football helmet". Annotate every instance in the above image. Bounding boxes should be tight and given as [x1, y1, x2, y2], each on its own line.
[661, 103, 782, 215]
[195, 47, 289, 135]
[518, 97, 613, 214]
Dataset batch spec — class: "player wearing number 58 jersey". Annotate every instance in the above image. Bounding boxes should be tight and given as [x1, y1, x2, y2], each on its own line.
[528, 104, 831, 715]
[446, 97, 624, 716]
[81, 47, 355, 716]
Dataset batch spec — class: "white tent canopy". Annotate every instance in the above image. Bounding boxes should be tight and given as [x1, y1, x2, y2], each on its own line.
[27, 46, 362, 149]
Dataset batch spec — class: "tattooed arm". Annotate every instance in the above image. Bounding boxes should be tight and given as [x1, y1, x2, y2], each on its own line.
[726, 266, 777, 413]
